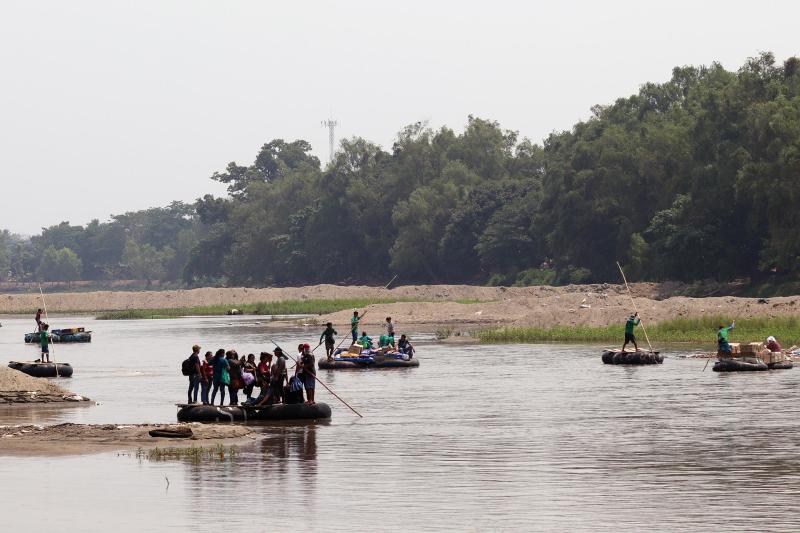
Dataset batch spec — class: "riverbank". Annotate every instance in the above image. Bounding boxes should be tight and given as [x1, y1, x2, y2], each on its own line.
[3, 283, 800, 343]
[0, 423, 255, 456]
[0, 365, 90, 405]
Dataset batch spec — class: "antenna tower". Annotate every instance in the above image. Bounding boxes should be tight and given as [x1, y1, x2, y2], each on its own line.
[321, 119, 338, 162]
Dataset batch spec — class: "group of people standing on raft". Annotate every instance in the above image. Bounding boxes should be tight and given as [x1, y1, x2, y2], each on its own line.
[182, 311, 416, 407]
[619, 312, 784, 358]
[183, 344, 317, 407]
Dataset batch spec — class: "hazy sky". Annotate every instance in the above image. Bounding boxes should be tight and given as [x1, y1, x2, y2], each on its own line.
[1, 1, 797, 234]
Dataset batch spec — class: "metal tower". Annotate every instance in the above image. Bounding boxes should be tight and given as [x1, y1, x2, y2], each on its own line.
[321, 119, 338, 162]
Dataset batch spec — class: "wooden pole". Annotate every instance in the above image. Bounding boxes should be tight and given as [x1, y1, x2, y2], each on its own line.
[616, 262, 654, 353]
[38, 285, 58, 378]
[271, 340, 363, 418]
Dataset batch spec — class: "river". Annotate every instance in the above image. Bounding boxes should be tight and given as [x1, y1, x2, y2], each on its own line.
[0, 316, 799, 532]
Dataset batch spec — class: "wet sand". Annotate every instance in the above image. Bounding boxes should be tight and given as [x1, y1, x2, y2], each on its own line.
[0, 422, 255, 456]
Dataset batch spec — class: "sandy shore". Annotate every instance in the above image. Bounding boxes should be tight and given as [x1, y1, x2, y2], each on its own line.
[0, 365, 90, 405]
[0, 282, 797, 329]
[0, 422, 255, 456]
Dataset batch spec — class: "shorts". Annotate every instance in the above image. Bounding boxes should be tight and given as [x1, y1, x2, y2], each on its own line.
[624, 333, 636, 343]
[41, 345, 49, 353]
[325, 339, 335, 348]
[304, 375, 316, 390]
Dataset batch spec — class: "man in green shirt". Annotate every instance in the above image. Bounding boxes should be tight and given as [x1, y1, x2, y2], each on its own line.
[358, 331, 373, 349]
[622, 313, 640, 352]
[40, 323, 51, 363]
[319, 322, 338, 360]
[351, 310, 360, 343]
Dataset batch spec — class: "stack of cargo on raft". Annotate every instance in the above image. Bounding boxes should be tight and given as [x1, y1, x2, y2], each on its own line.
[177, 402, 332, 423]
[319, 346, 419, 369]
[25, 327, 91, 344]
[712, 341, 793, 372]
[601, 349, 663, 365]
[8, 361, 74, 378]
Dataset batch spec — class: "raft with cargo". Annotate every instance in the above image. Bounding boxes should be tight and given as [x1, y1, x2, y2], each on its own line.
[25, 328, 92, 344]
[712, 341, 793, 372]
[177, 402, 332, 423]
[601, 349, 663, 365]
[8, 361, 74, 378]
[319, 347, 419, 369]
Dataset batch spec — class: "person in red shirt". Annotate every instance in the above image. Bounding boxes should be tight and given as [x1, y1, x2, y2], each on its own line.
[766, 336, 782, 353]
[200, 351, 214, 404]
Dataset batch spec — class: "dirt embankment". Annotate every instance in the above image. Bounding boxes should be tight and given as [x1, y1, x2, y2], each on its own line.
[0, 365, 90, 405]
[0, 282, 796, 329]
[0, 423, 255, 456]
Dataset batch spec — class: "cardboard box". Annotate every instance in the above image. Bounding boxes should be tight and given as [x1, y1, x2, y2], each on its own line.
[740, 342, 764, 355]
[349, 344, 363, 355]
[729, 343, 740, 354]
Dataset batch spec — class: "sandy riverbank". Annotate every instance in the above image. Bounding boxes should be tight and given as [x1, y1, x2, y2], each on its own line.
[0, 365, 90, 405]
[0, 422, 255, 456]
[0, 283, 797, 329]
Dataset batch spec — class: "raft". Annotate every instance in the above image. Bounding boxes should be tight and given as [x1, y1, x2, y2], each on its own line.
[319, 349, 419, 369]
[8, 361, 73, 378]
[25, 329, 92, 344]
[712, 357, 768, 372]
[176, 402, 332, 423]
[601, 349, 663, 365]
[768, 360, 794, 370]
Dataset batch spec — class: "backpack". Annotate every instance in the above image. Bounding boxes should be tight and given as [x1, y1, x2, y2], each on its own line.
[181, 357, 194, 376]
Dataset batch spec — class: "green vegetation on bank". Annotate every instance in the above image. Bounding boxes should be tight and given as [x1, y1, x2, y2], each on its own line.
[96, 297, 485, 320]
[475, 316, 800, 345]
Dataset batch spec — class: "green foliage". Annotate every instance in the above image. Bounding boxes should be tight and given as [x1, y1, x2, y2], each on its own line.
[36, 246, 82, 281]
[5, 53, 800, 287]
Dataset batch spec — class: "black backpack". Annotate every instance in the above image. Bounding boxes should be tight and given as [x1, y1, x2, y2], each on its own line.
[181, 357, 194, 376]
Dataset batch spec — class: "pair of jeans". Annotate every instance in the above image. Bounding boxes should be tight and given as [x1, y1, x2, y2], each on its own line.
[352, 329, 358, 342]
[187, 375, 200, 404]
[211, 380, 226, 405]
[200, 378, 211, 404]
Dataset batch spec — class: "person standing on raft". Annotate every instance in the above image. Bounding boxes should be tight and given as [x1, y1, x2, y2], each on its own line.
[622, 313, 640, 352]
[35, 308, 43, 332]
[717, 322, 736, 357]
[351, 310, 361, 343]
[320, 322, 338, 360]
[39, 323, 51, 362]
[300, 344, 316, 405]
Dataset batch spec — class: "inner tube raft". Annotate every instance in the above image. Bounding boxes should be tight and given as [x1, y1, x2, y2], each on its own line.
[25, 330, 92, 344]
[8, 361, 73, 378]
[713, 358, 768, 372]
[319, 355, 420, 369]
[601, 349, 663, 365]
[177, 402, 332, 423]
[768, 360, 794, 370]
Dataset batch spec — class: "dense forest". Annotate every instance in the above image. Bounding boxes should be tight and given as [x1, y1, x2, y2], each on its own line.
[3, 53, 799, 287]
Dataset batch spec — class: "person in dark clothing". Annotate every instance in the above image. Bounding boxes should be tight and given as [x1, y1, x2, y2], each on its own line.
[398, 334, 415, 358]
[35, 309, 43, 332]
[320, 322, 338, 360]
[300, 343, 316, 405]
[187, 344, 203, 404]
[226, 351, 242, 405]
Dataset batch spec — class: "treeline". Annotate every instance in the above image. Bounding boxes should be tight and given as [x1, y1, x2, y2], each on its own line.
[4, 52, 800, 286]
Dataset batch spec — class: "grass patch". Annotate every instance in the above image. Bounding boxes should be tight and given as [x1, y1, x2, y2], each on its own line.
[475, 315, 800, 345]
[136, 444, 239, 463]
[96, 297, 462, 320]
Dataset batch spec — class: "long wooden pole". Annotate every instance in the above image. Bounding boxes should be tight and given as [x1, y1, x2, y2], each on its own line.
[616, 262, 654, 353]
[38, 285, 58, 378]
[271, 340, 363, 418]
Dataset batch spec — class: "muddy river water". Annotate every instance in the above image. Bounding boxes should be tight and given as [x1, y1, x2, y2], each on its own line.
[1, 316, 799, 532]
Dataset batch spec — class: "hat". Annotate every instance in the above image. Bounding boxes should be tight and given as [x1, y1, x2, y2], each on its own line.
[767, 336, 776, 343]
[303, 343, 310, 349]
